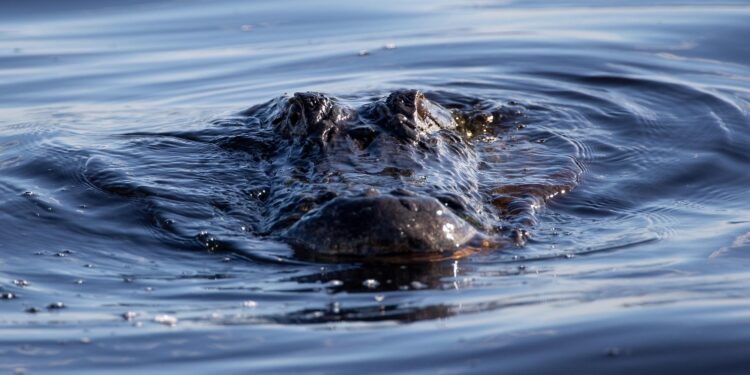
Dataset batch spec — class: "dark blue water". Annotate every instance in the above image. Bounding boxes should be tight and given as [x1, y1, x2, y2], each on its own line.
[2, 1, 750, 373]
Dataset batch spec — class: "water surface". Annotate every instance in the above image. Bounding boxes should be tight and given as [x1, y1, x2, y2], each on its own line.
[2, 1, 750, 373]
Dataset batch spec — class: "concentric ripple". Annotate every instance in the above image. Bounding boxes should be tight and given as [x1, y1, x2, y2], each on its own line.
[1, 1, 750, 373]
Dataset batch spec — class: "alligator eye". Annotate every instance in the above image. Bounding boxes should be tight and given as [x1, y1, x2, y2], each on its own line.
[288, 109, 301, 125]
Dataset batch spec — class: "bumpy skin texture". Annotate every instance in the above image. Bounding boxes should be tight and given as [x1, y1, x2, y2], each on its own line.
[264, 90, 488, 256]
[284, 193, 478, 256]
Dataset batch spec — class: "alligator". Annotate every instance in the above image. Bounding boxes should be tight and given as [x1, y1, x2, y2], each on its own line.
[87, 89, 580, 260]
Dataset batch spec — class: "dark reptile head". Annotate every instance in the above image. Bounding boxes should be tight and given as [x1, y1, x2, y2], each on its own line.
[253, 90, 494, 257]
[207, 89, 579, 259]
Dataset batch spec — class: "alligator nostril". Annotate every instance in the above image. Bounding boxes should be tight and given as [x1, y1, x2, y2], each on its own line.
[435, 193, 468, 212]
[398, 198, 420, 212]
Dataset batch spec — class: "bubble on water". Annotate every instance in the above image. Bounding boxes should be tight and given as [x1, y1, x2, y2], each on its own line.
[84, 264, 94, 268]
[47, 302, 66, 310]
[154, 314, 177, 326]
[329, 302, 341, 314]
[74, 279, 84, 284]
[1, 292, 16, 300]
[606, 347, 622, 357]
[358, 49, 370, 56]
[196, 231, 221, 251]
[242, 300, 257, 308]
[362, 279, 380, 289]
[410, 281, 427, 290]
[13, 280, 29, 287]
[329, 279, 343, 287]
[122, 311, 138, 320]
[144, 287, 153, 292]
[374, 294, 385, 302]
[383, 43, 397, 49]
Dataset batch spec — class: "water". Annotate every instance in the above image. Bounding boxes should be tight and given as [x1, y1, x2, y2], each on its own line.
[2, 0, 750, 373]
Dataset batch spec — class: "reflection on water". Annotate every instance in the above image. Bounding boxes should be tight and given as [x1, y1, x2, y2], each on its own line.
[2, 0, 750, 373]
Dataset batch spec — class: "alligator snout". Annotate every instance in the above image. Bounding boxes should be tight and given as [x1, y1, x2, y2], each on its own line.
[283, 192, 479, 257]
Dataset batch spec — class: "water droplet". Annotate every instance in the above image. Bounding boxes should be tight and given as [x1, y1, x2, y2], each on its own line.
[606, 347, 622, 357]
[329, 279, 343, 287]
[329, 302, 340, 314]
[362, 279, 380, 289]
[1, 292, 16, 300]
[154, 314, 177, 326]
[47, 302, 66, 310]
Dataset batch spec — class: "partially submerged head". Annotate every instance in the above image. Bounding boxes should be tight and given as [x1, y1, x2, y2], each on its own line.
[228, 89, 578, 259]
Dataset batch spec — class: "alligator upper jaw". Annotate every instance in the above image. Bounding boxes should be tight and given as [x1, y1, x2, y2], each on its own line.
[280, 193, 492, 259]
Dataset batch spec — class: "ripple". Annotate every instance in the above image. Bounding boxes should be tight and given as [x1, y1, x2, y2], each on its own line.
[2, 1, 750, 372]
